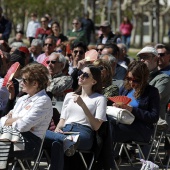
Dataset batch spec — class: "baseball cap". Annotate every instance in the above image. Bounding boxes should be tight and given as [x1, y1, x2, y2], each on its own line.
[100, 20, 110, 27]
[137, 46, 158, 57]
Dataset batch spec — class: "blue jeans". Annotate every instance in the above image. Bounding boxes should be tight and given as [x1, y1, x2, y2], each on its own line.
[45, 123, 94, 170]
[122, 35, 131, 49]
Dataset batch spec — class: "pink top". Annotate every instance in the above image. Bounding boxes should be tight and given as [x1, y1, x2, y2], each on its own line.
[37, 53, 48, 63]
[120, 23, 133, 36]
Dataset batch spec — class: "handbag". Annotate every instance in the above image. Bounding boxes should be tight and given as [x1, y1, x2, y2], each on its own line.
[106, 106, 135, 125]
[140, 159, 159, 170]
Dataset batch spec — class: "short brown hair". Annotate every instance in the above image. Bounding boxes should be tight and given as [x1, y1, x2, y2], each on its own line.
[20, 63, 49, 91]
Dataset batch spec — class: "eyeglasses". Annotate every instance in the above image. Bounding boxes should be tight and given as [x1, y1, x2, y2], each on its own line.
[72, 23, 79, 25]
[44, 43, 53, 47]
[73, 50, 84, 55]
[46, 60, 61, 64]
[41, 20, 46, 23]
[55, 50, 62, 53]
[139, 55, 153, 60]
[158, 53, 166, 57]
[96, 49, 103, 52]
[21, 78, 28, 84]
[125, 77, 140, 83]
[78, 70, 90, 79]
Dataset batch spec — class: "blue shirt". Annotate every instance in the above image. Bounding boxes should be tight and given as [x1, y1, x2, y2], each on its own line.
[127, 89, 139, 108]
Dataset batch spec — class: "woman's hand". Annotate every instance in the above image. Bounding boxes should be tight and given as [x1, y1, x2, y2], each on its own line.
[72, 94, 85, 108]
[113, 103, 133, 112]
[54, 127, 63, 133]
[6, 81, 15, 100]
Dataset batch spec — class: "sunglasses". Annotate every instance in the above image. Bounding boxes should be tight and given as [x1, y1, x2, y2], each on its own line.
[139, 55, 153, 60]
[55, 50, 62, 53]
[78, 70, 89, 79]
[21, 78, 28, 84]
[44, 43, 53, 47]
[46, 60, 61, 64]
[72, 23, 79, 25]
[96, 48, 103, 52]
[41, 20, 47, 23]
[126, 77, 140, 83]
[73, 50, 84, 55]
[158, 53, 166, 57]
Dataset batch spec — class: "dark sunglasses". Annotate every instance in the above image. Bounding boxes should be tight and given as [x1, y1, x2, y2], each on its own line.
[73, 50, 84, 55]
[44, 43, 53, 47]
[158, 53, 166, 57]
[126, 77, 140, 83]
[46, 60, 60, 64]
[96, 48, 103, 52]
[41, 20, 47, 23]
[138, 55, 152, 60]
[56, 50, 62, 53]
[78, 70, 89, 79]
[21, 78, 28, 84]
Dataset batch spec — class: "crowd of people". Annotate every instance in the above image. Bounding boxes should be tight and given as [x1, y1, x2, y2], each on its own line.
[0, 7, 170, 170]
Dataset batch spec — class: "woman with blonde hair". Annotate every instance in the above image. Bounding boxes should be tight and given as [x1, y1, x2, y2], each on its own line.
[93, 59, 119, 104]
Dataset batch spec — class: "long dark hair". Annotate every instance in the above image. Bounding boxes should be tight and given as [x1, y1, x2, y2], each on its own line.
[124, 61, 149, 98]
[75, 65, 102, 95]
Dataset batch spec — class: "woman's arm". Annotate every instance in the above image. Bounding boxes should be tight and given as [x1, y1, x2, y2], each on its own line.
[54, 118, 65, 133]
[5, 117, 19, 126]
[73, 94, 105, 131]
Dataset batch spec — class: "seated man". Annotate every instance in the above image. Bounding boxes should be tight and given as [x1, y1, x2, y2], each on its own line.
[46, 52, 73, 103]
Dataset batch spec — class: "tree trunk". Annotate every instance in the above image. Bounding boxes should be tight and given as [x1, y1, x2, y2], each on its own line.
[116, 0, 121, 31]
[155, 0, 159, 43]
[139, 7, 144, 47]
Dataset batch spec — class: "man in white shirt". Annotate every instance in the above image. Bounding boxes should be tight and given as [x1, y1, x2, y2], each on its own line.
[26, 13, 40, 45]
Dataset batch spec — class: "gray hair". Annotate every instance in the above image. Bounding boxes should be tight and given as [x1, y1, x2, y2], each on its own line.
[100, 54, 117, 64]
[51, 52, 66, 70]
[117, 43, 127, 52]
[31, 39, 43, 47]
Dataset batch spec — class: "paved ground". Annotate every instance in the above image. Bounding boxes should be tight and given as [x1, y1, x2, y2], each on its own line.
[8, 144, 170, 170]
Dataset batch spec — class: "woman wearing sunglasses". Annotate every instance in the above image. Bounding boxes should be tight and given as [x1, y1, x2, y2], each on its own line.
[0, 63, 53, 169]
[110, 61, 160, 158]
[45, 65, 107, 170]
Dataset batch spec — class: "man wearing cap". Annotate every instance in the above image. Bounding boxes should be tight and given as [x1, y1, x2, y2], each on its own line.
[155, 43, 170, 77]
[0, 7, 12, 42]
[26, 13, 40, 45]
[137, 46, 170, 129]
[97, 20, 120, 45]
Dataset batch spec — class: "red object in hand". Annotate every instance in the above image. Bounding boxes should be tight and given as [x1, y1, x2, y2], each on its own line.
[108, 96, 132, 105]
[2, 62, 20, 87]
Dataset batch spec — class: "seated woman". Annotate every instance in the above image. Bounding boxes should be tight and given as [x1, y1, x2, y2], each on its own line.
[0, 63, 53, 169]
[45, 65, 107, 170]
[110, 61, 160, 150]
[93, 59, 119, 104]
